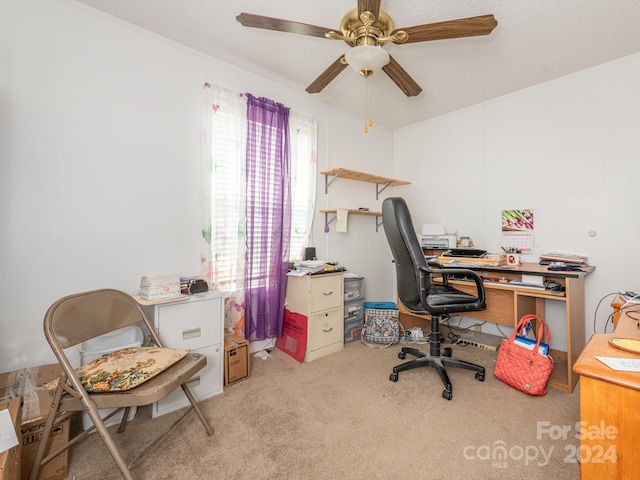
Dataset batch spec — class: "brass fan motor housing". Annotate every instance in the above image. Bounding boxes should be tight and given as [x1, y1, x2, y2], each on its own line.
[337, 8, 396, 47]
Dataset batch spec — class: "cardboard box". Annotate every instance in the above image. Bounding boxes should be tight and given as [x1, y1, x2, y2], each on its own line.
[0, 398, 21, 480]
[224, 335, 250, 385]
[0, 365, 69, 480]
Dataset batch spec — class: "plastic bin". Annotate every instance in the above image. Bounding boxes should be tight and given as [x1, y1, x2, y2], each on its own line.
[344, 276, 364, 301]
[80, 326, 144, 430]
[344, 315, 364, 344]
[363, 302, 397, 311]
[344, 298, 364, 320]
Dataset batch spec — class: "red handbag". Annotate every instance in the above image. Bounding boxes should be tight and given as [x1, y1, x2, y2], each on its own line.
[494, 314, 555, 395]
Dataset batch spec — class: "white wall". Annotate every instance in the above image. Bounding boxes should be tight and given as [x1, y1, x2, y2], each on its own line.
[315, 107, 396, 303]
[0, 0, 395, 371]
[393, 52, 640, 346]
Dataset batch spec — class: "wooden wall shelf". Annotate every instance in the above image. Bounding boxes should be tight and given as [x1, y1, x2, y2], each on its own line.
[320, 167, 411, 199]
[320, 208, 383, 232]
[319, 168, 410, 232]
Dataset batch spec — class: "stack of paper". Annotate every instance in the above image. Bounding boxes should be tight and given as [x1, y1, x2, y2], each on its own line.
[288, 260, 345, 276]
[539, 252, 589, 264]
[596, 356, 640, 372]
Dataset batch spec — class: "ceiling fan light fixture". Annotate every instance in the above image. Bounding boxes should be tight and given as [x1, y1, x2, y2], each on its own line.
[344, 45, 390, 77]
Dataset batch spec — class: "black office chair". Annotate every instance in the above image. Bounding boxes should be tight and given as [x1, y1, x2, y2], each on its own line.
[382, 197, 486, 400]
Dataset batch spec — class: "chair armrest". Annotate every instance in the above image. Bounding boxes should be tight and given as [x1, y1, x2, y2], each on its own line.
[427, 259, 448, 286]
[420, 264, 486, 307]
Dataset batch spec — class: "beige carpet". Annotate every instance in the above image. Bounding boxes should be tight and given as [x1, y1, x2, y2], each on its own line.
[66, 341, 580, 480]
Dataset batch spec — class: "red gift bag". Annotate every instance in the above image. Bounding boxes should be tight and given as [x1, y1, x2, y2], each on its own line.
[276, 309, 308, 363]
[494, 314, 554, 395]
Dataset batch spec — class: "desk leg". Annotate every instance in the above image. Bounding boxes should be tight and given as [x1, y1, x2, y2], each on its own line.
[534, 297, 546, 319]
[566, 276, 585, 393]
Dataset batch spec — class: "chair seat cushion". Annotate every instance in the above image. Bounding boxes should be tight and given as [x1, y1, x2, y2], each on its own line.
[48, 347, 190, 393]
[428, 284, 479, 306]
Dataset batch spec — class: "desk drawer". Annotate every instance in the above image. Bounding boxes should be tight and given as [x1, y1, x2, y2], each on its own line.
[310, 275, 343, 312]
[308, 308, 343, 351]
[155, 297, 222, 349]
[450, 282, 515, 326]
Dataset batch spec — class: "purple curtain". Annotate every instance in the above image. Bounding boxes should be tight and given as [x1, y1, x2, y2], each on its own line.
[243, 94, 291, 341]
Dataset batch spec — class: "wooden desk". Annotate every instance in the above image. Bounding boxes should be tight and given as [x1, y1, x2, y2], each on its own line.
[399, 262, 595, 393]
[573, 298, 640, 479]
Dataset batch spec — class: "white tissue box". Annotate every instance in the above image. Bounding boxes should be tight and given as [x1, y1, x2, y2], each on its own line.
[139, 274, 181, 300]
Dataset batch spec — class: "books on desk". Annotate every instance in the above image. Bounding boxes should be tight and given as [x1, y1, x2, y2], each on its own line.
[539, 252, 589, 264]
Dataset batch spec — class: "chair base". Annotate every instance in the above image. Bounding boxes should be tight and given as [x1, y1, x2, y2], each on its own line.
[388, 315, 485, 400]
[389, 347, 485, 400]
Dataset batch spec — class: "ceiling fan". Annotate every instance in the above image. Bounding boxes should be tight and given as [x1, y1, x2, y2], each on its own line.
[236, 0, 497, 97]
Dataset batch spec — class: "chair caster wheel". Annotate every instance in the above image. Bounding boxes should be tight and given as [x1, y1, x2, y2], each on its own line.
[398, 352, 406, 360]
[475, 372, 485, 382]
[442, 390, 452, 400]
[389, 373, 399, 382]
[443, 347, 452, 357]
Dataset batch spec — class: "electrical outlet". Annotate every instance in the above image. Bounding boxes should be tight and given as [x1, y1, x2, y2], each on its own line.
[410, 327, 424, 338]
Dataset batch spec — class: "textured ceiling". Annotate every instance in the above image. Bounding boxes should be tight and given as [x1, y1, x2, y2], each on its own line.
[74, 0, 640, 130]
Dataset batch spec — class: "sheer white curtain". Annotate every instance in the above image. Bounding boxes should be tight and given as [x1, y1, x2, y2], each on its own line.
[201, 83, 247, 334]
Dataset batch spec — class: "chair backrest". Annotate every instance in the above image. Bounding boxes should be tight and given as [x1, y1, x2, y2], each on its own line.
[44, 289, 149, 350]
[381, 197, 430, 313]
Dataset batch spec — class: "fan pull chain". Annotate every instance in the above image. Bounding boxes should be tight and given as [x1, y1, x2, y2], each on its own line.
[364, 77, 372, 133]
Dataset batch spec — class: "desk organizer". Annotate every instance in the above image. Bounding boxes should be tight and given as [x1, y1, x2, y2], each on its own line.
[437, 254, 506, 267]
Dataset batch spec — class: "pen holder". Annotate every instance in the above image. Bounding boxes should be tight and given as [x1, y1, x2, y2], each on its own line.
[506, 253, 522, 266]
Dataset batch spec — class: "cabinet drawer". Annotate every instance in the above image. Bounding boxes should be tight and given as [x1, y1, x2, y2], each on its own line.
[309, 275, 343, 312]
[155, 297, 222, 349]
[152, 344, 223, 417]
[307, 308, 343, 352]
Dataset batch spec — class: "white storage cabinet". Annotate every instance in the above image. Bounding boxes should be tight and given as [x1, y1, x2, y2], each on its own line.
[285, 272, 344, 362]
[140, 292, 224, 417]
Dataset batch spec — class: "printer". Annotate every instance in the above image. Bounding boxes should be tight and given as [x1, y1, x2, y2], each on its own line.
[420, 224, 457, 250]
[421, 234, 457, 250]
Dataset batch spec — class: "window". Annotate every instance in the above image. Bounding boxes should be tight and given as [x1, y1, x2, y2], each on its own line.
[202, 86, 316, 293]
[289, 112, 317, 262]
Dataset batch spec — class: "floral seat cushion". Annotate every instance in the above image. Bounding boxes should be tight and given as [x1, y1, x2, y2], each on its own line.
[48, 347, 190, 393]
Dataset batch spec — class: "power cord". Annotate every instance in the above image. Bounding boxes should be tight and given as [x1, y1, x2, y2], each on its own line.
[441, 316, 487, 345]
[592, 292, 621, 334]
[262, 337, 277, 353]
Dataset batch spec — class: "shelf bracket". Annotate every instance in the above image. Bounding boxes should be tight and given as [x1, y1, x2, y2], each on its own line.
[375, 181, 393, 200]
[324, 212, 336, 231]
[323, 211, 382, 233]
[324, 170, 344, 194]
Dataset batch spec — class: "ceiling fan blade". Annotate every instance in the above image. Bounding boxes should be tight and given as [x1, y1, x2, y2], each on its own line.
[392, 14, 498, 44]
[358, 0, 381, 21]
[305, 56, 348, 94]
[236, 12, 337, 39]
[382, 56, 422, 97]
